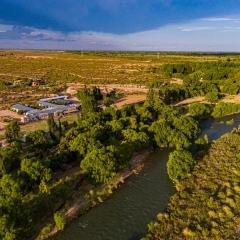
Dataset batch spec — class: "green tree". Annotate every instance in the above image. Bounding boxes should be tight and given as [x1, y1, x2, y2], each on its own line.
[122, 129, 149, 150]
[47, 114, 57, 140]
[149, 120, 172, 148]
[0, 146, 20, 174]
[77, 88, 98, 115]
[5, 121, 20, 144]
[81, 146, 118, 183]
[135, 105, 152, 123]
[92, 87, 103, 101]
[103, 96, 114, 107]
[20, 158, 51, 185]
[173, 115, 199, 139]
[167, 150, 195, 181]
[70, 132, 103, 158]
[0, 175, 31, 239]
[146, 87, 160, 110]
[169, 130, 192, 150]
[205, 91, 220, 103]
[212, 102, 240, 118]
[107, 119, 124, 133]
[26, 130, 52, 149]
[188, 103, 212, 120]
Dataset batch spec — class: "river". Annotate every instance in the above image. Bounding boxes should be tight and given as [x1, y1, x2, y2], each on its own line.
[55, 114, 240, 240]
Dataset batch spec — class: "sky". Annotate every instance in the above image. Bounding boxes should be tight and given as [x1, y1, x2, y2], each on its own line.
[0, 0, 240, 51]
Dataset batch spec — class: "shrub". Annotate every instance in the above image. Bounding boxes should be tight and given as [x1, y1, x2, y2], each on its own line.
[188, 103, 212, 120]
[205, 91, 220, 103]
[167, 150, 195, 181]
[212, 102, 240, 118]
[54, 212, 66, 231]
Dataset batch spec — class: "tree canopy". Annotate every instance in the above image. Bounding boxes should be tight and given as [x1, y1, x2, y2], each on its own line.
[167, 150, 195, 181]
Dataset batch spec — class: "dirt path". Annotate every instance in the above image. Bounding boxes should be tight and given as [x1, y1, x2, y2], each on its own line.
[175, 96, 205, 106]
[222, 95, 240, 104]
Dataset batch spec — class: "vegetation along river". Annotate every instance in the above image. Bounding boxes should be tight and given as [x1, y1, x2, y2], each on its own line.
[55, 113, 240, 240]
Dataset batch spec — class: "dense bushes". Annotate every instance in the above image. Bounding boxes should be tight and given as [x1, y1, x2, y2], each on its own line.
[145, 131, 240, 240]
[205, 91, 220, 103]
[81, 146, 119, 183]
[158, 85, 188, 104]
[212, 102, 240, 118]
[188, 102, 240, 120]
[188, 103, 212, 120]
[150, 115, 199, 150]
[161, 61, 240, 81]
[159, 61, 240, 99]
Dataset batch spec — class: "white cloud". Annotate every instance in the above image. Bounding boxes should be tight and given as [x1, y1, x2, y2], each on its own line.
[0, 24, 13, 32]
[222, 26, 240, 32]
[202, 17, 240, 22]
[29, 28, 64, 40]
[178, 26, 215, 32]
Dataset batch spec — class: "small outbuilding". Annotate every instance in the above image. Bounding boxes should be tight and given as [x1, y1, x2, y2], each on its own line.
[32, 80, 43, 87]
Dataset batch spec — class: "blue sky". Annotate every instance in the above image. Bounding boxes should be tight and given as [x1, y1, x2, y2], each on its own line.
[0, 0, 240, 51]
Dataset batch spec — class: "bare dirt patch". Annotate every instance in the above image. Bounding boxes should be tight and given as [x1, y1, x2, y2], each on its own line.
[222, 95, 240, 104]
[113, 94, 146, 109]
[0, 110, 22, 131]
[0, 122, 6, 130]
[170, 78, 183, 85]
[0, 110, 22, 120]
[66, 83, 149, 95]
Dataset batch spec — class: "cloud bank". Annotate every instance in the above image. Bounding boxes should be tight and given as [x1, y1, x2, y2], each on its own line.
[1, 15, 240, 52]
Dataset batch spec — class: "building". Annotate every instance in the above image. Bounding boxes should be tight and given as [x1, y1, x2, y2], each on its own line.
[32, 80, 44, 87]
[11, 104, 35, 113]
[25, 105, 78, 121]
[37, 101, 57, 108]
[12, 95, 80, 123]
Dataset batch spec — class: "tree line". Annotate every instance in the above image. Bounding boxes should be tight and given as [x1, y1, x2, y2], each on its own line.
[150, 61, 240, 104]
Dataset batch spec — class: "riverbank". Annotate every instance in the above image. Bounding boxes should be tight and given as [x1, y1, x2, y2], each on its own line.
[144, 129, 240, 239]
[36, 150, 152, 240]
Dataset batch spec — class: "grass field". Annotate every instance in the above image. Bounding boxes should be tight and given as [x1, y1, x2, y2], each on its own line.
[1, 50, 240, 109]
[0, 114, 79, 141]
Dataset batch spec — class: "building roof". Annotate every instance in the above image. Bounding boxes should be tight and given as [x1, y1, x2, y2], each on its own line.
[37, 101, 58, 108]
[26, 105, 77, 117]
[12, 104, 35, 112]
[39, 96, 68, 102]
